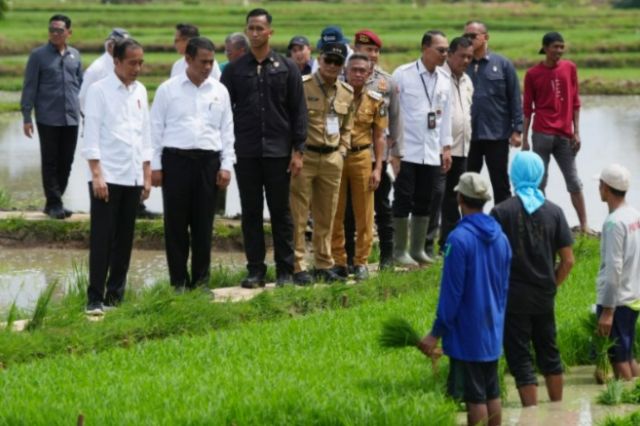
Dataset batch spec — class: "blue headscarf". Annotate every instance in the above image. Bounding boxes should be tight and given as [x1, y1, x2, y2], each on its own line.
[510, 151, 546, 214]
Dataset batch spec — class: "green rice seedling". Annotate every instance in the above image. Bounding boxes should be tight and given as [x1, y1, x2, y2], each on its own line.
[0, 187, 11, 209]
[621, 380, 640, 404]
[598, 380, 625, 405]
[25, 280, 57, 332]
[599, 411, 640, 426]
[379, 317, 422, 348]
[582, 313, 616, 383]
[3, 301, 18, 331]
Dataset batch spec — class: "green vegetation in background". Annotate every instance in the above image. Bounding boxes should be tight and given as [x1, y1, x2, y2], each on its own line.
[600, 411, 640, 426]
[0, 187, 11, 209]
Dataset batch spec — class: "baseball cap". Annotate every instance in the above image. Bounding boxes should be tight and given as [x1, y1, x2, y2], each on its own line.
[354, 29, 382, 48]
[539, 31, 564, 54]
[599, 163, 631, 192]
[107, 28, 130, 41]
[317, 25, 348, 49]
[454, 172, 492, 201]
[288, 35, 310, 51]
[320, 42, 348, 61]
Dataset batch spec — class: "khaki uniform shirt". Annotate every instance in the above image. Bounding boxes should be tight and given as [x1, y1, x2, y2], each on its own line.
[351, 89, 388, 148]
[366, 66, 403, 158]
[443, 62, 473, 158]
[303, 72, 354, 154]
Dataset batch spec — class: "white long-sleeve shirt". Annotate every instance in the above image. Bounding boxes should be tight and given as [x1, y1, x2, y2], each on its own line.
[442, 62, 473, 158]
[78, 52, 113, 113]
[81, 72, 152, 186]
[170, 56, 221, 80]
[150, 73, 236, 172]
[597, 204, 640, 308]
[392, 60, 452, 166]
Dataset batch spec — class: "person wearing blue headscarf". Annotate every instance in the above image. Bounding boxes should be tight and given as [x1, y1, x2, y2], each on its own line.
[490, 151, 575, 407]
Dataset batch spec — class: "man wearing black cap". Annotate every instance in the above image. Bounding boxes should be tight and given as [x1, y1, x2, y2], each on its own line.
[312, 26, 353, 75]
[523, 31, 591, 234]
[290, 42, 353, 284]
[288, 35, 314, 76]
[221, 8, 307, 288]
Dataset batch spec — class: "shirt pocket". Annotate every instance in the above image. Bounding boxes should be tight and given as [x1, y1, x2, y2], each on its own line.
[333, 100, 350, 116]
[485, 68, 506, 96]
[357, 106, 375, 124]
[200, 97, 223, 125]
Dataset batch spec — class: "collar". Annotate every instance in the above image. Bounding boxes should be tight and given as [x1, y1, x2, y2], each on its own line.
[313, 71, 337, 89]
[472, 49, 491, 63]
[178, 71, 214, 89]
[249, 49, 277, 64]
[442, 62, 468, 84]
[416, 59, 437, 76]
[106, 71, 139, 92]
[47, 41, 68, 55]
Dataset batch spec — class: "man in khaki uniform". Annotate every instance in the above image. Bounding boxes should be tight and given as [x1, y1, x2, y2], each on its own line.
[331, 54, 387, 281]
[290, 42, 354, 284]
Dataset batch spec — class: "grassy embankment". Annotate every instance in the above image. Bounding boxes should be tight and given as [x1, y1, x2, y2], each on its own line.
[0, 236, 622, 424]
[0, 1, 639, 115]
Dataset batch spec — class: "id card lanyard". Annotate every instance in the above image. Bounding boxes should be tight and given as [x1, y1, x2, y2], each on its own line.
[417, 61, 438, 130]
[315, 73, 340, 137]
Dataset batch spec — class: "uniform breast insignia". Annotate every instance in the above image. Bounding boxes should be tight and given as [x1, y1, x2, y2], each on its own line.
[493, 65, 498, 73]
[377, 79, 387, 92]
[367, 90, 382, 101]
[379, 105, 387, 117]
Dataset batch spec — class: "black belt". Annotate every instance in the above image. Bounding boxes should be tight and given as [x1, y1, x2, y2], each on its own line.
[305, 145, 339, 154]
[349, 144, 371, 153]
[163, 147, 221, 159]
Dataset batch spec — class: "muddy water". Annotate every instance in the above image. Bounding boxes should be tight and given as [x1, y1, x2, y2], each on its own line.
[0, 247, 249, 313]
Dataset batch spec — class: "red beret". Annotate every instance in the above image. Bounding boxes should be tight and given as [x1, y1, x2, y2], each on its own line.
[354, 29, 382, 48]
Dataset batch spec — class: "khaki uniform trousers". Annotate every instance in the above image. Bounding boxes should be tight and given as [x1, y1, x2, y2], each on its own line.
[290, 150, 344, 273]
[331, 148, 375, 267]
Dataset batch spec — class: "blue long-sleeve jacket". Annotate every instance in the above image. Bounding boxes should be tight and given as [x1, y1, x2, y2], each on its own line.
[431, 213, 512, 362]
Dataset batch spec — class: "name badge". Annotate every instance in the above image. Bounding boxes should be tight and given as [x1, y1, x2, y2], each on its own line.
[326, 114, 340, 136]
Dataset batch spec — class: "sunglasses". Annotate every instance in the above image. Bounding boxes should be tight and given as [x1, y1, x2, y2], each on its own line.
[48, 27, 65, 34]
[323, 56, 344, 66]
[432, 47, 448, 55]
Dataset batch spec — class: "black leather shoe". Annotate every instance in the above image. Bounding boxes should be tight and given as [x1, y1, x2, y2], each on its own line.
[378, 256, 394, 271]
[331, 265, 349, 279]
[293, 271, 313, 286]
[240, 274, 266, 289]
[353, 265, 369, 281]
[313, 268, 346, 283]
[276, 273, 293, 287]
[46, 205, 66, 220]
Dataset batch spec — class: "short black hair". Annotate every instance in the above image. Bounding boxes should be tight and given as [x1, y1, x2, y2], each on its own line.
[186, 37, 215, 58]
[49, 14, 71, 29]
[348, 53, 370, 64]
[449, 36, 473, 54]
[113, 38, 143, 61]
[246, 8, 272, 24]
[421, 30, 446, 47]
[602, 181, 627, 198]
[465, 20, 488, 33]
[176, 23, 200, 39]
[459, 193, 487, 210]
[225, 32, 249, 51]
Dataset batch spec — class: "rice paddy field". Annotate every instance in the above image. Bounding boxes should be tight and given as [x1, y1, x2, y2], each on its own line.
[2, 236, 638, 424]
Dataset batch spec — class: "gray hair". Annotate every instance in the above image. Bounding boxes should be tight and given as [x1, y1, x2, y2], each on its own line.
[225, 32, 249, 51]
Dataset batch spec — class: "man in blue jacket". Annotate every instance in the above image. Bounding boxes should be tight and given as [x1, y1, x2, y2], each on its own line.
[419, 172, 511, 426]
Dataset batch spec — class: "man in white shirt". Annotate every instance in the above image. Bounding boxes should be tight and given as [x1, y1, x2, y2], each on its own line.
[81, 39, 152, 315]
[391, 30, 452, 266]
[171, 23, 221, 80]
[78, 28, 129, 112]
[151, 37, 236, 290]
[597, 163, 640, 381]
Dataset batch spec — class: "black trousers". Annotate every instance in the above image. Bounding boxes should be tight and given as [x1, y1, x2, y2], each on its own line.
[392, 161, 440, 218]
[36, 123, 78, 209]
[235, 157, 294, 276]
[467, 139, 511, 205]
[344, 161, 393, 264]
[438, 156, 468, 250]
[425, 169, 446, 255]
[88, 182, 141, 306]
[162, 149, 220, 288]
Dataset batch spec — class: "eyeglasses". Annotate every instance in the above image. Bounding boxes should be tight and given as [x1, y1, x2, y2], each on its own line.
[323, 56, 344, 66]
[432, 47, 448, 55]
[463, 32, 486, 40]
[48, 27, 65, 35]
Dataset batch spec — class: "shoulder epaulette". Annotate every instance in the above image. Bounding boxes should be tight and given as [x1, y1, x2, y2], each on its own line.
[339, 80, 353, 92]
[375, 67, 392, 78]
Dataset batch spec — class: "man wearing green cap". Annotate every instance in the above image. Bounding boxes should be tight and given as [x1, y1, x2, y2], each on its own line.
[491, 151, 574, 407]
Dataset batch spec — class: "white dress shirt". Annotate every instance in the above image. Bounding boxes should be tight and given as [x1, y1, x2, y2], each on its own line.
[78, 52, 113, 113]
[150, 72, 236, 172]
[392, 59, 452, 166]
[171, 56, 222, 80]
[81, 72, 153, 186]
[442, 62, 473, 158]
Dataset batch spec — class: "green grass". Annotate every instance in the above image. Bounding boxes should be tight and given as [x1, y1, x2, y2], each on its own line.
[0, 187, 11, 209]
[600, 411, 640, 426]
